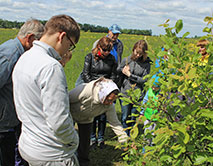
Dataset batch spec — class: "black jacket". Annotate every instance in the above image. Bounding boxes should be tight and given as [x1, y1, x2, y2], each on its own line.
[82, 53, 118, 83]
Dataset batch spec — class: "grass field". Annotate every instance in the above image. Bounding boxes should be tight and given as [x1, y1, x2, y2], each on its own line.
[0, 28, 164, 166]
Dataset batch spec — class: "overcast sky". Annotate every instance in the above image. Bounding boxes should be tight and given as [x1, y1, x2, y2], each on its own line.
[0, 0, 212, 37]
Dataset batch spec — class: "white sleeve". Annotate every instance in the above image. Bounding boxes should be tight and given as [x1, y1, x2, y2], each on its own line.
[106, 104, 128, 143]
[40, 64, 78, 145]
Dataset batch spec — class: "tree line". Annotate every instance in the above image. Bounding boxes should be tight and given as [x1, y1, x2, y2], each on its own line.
[0, 19, 152, 36]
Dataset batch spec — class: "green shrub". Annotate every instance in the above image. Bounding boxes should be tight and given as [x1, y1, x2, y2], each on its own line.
[118, 16, 213, 166]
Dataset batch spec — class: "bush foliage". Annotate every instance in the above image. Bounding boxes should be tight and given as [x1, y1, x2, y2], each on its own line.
[118, 16, 213, 166]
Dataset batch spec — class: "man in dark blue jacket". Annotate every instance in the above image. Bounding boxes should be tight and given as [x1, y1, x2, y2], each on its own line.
[0, 19, 44, 166]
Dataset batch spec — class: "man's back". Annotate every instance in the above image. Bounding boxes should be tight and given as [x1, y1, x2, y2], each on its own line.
[13, 41, 79, 161]
[0, 37, 24, 132]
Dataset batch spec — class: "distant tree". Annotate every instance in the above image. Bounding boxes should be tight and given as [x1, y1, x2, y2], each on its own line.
[0, 18, 153, 36]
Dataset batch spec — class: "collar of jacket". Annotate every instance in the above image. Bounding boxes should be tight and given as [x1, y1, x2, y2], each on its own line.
[33, 41, 61, 61]
[15, 37, 25, 56]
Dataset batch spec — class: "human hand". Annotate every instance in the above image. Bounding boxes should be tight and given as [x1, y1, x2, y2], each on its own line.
[122, 65, 131, 77]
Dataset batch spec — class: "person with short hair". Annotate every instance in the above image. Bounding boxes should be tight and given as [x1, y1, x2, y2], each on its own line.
[69, 77, 128, 166]
[93, 24, 123, 65]
[12, 14, 80, 166]
[0, 19, 44, 166]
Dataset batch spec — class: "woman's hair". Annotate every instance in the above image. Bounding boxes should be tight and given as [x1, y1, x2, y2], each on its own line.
[197, 39, 209, 47]
[43, 14, 80, 43]
[131, 40, 148, 61]
[92, 36, 113, 60]
[197, 39, 209, 58]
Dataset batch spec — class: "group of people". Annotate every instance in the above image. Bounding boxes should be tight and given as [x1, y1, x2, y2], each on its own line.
[1, 13, 209, 166]
[0, 14, 130, 166]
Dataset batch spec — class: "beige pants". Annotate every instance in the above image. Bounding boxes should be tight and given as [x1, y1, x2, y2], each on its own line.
[19, 148, 79, 166]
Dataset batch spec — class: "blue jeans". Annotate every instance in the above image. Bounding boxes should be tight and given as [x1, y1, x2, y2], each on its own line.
[120, 100, 138, 136]
[75, 72, 84, 87]
[91, 113, 106, 142]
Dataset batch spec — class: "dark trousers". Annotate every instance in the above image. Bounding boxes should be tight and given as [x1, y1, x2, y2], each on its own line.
[0, 124, 28, 166]
[0, 131, 16, 166]
[91, 113, 106, 142]
[77, 123, 92, 166]
[14, 124, 28, 166]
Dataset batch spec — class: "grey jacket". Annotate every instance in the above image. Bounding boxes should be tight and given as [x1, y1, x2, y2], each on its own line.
[0, 37, 24, 132]
[117, 56, 152, 98]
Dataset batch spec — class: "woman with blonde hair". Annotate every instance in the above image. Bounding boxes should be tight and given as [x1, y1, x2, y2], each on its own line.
[117, 40, 152, 136]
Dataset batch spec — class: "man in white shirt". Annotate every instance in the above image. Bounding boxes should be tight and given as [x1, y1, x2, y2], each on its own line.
[12, 14, 80, 166]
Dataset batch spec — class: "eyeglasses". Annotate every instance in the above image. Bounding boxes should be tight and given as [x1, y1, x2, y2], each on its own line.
[66, 35, 76, 51]
[102, 48, 111, 52]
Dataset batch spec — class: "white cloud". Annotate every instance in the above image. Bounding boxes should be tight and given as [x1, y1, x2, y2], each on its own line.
[0, 0, 212, 37]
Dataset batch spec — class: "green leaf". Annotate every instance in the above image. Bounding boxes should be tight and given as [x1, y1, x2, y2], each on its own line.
[171, 144, 181, 151]
[188, 68, 196, 79]
[175, 20, 183, 34]
[204, 16, 213, 22]
[178, 84, 186, 94]
[201, 135, 213, 142]
[207, 157, 213, 163]
[182, 32, 190, 39]
[130, 125, 139, 139]
[120, 97, 132, 105]
[208, 143, 213, 148]
[183, 132, 190, 144]
[200, 109, 213, 119]
[173, 146, 186, 159]
[186, 144, 195, 152]
[160, 155, 172, 162]
[169, 74, 181, 80]
[194, 156, 207, 165]
[165, 19, 170, 23]
[203, 27, 211, 33]
[173, 125, 190, 144]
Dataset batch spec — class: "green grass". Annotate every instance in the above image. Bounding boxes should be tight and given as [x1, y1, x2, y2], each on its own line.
[0, 28, 19, 44]
[0, 29, 164, 166]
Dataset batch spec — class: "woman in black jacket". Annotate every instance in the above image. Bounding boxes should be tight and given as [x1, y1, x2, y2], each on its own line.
[117, 40, 152, 136]
[82, 37, 117, 83]
[80, 36, 118, 149]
